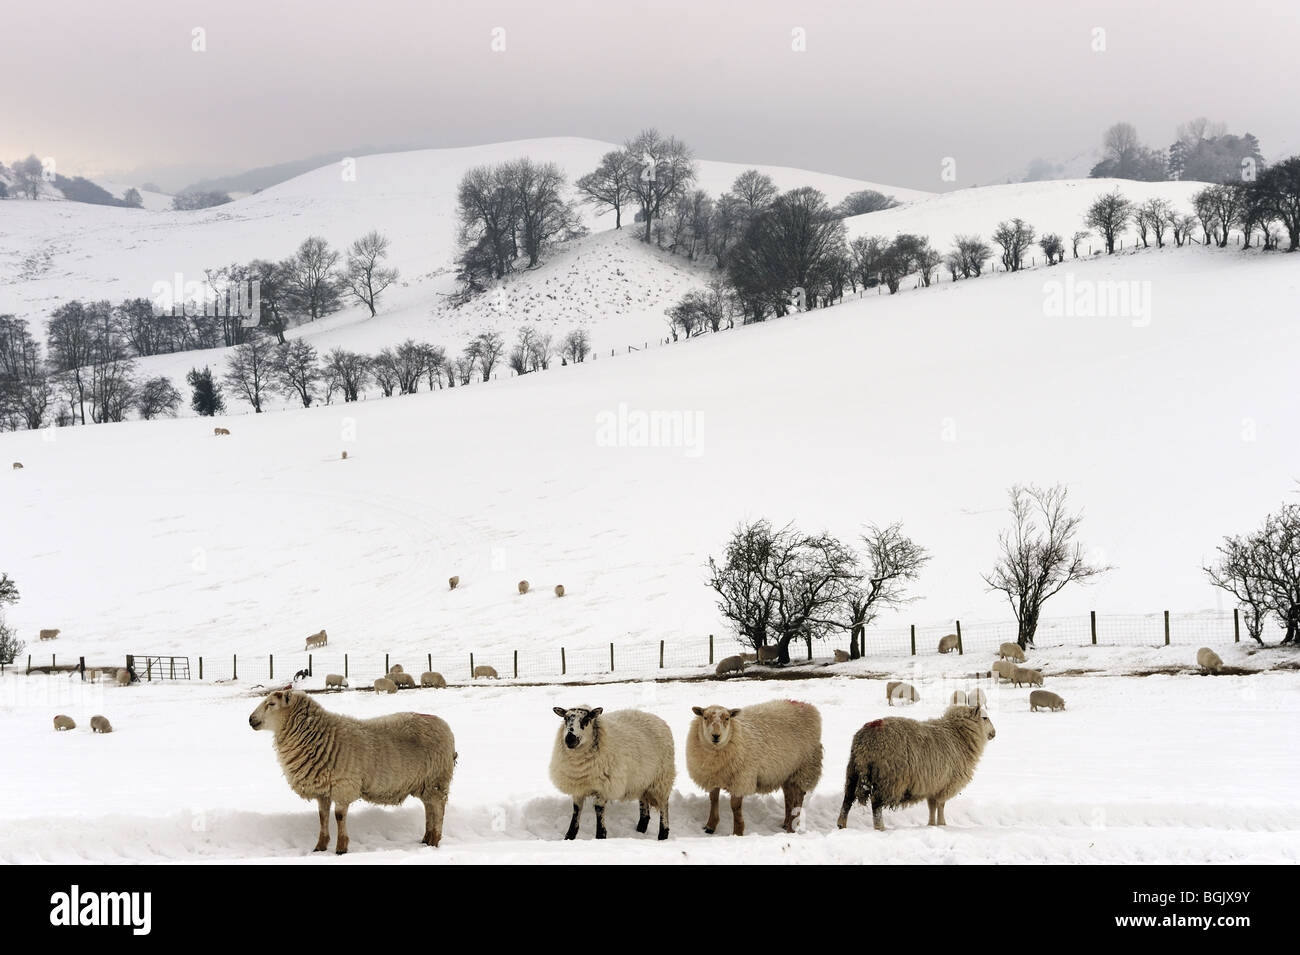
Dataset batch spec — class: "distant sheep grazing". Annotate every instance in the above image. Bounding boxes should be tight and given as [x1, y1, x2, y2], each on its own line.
[40, 628, 60, 641]
[373, 677, 398, 694]
[938, 633, 959, 654]
[53, 715, 76, 731]
[886, 681, 920, 705]
[715, 655, 745, 677]
[1030, 690, 1065, 712]
[686, 700, 823, 836]
[392, 672, 416, 689]
[756, 646, 780, 664]
[991, 660, 1015, 682]
[1196, 647, 1223, 673]
[473, 665, 499, 679]
[518, 580, 530, 595]
[249, 687, 456, 852]
[389, 664, 404, 674]
[448, 575, 459, 590]
[11, 462, 22, 470]
[213, 427, 230, 436]
[554, 584, 565, 597]
[341, 451, 348, 460]
[420, 671, 446, 689]
[838, 704, 996, 831]
[305, 630, 328, 650]
[325, 673, 348, 690]
[91, 715, 113, 733]
[998, 642, 1026, 662]
[834, 649, 850, 663]
[115, 669, 131, 686]
[550, 705, 675, 840]
[1011, 666, 1044, 688]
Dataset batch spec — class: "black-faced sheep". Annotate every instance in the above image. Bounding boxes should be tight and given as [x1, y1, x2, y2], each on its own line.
[518, 580, 529, 595]
[938, 633, 959, 654]
[473, 665, 499, 679]
[420, 671, 446, 688]
[837, 704, 996, 831]
[373, 677, 398, 694]
[53, 715, 76, 731]
[305, 630, 328, 650]
[555, 584, 565, 597]
[292, 668, 310, 682]
[886, 681, 919, 705]
[715, 655, 745, 677]
[249, 687, 455, 853]
[998, 642, 1026, 662]
[1196, 647, 1224, 673]
[91, 715, 113, 733]
[1011, 666, 1044, 688]
[448, 575, 459, 590]
[325, 673, 348, 690]
[1030, 690, 1065, 711]
[549, 705, 675, 840]
[40, 628, 60, 641]
[686, 700, 823, 836]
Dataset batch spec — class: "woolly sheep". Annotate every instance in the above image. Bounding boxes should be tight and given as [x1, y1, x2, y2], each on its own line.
[341, 451, 348, 460]
[11, 462, 22, 470]
[305, 630, 328, 650]
[448, 575, 459, 590]
[91, 715, 113, 733]
[886, 681, 920, 705]
[967, 688, 988, 707]
[53, 715, 76, 731]
[991, 659, 1016, 682]
[40, 628, 60, 641]
[473, 665, 499, 679]
[950, 690, 967, 705]
[550, 705, 675, 840]
[1011, 666, 1044, 688]
[838, 704, 997, 831]
[392, 672, 416, 689]
[325, 673, 348, 689]
[1196, 647, 1224, 673]
[420, 671, 446, 689]
[1030, 690, 1065, 712]
[249, 687, 455, 853]
[686, 700, 823, 836]
[715, 655, 745, 677]
[213, 427, 230, 436]
[373, 677, 398, 694]
[834, 649, 851, 663]
[998, 642, 1026, 662]
[740, 652, 758, 663]
[388, 664, 405, 674]
[115, 668, 131, 686]
[756, 646, 780, 664]
[554, 584, 565, 597]
[518, 580, 530, 595]
[938, 633, 959, 654]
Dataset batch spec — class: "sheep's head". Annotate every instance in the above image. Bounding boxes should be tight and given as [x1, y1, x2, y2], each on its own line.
[691, 705, 742, 748]
[971, 704, 996, 740]
[249, 687, 296, 732]
[553, 706, 603, 750]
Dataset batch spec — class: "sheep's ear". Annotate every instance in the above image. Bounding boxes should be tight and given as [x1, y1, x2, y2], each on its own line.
[729, 708, 742, 718]
[552, 707, 567, 719]
[588, 707, 603, 719]
[691, 706, 704, 717]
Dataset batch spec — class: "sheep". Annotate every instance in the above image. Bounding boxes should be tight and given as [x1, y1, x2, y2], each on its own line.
[998, 642, 1026, 662]
[938, 633, 959, 654]
[740, 652, 758, 663]
[518, 580, 529, 595]
[473, 665, 499, 679]
[115, 668, 131, 686]
[325, 674, 348, 690]
[11, 462, 22, 470]
[373, 677, 398, 694]
[341, 451, 348, 460]
[249, 686, 455, 853]
[91, 715, 113, 733]
[305, 629, 327, 650]
[420, 671, 446, 689]
[1030, 690, 1066, 712]
[40, 628, 60, 641]
[53, 715, 76, 731]
[549, 705, 675, 840]
[1197, 647, 1224, 673]
[686, 699, 823, 836]
[950, 689, 967, 705]
[991, 659, 1016, 682]
[1011, 666, 1044, 688]
[554, 584, 565, 597]
[213, 427, 230, 436]
[967, 688, 988, 707]
[886, 681, 920, 705]
[391, 672, 416, 689]
[448, 575, 459, 590]
[292, 668, 311, 682]
[756, 646, 780, 664]
[834, 649, 851, 663]
[715, 655, 745, 677]
[838, 704, 996, 831]
[388, 664, 404, 674]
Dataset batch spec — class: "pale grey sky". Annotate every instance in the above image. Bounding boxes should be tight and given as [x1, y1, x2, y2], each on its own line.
[3, 0, 1297, 191]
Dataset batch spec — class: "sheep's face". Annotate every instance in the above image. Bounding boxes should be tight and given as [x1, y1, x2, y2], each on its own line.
[973, 705, 997, 741]
[249, 688, 294, 732]
[691, 705, 742, 748]
[553, 706, 603, 750]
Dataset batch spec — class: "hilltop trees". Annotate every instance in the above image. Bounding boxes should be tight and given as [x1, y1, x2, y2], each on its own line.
[575, 150, 638, 229]
[626, 128, 697, 244]
[1089, 123, 1167, 181]
[833, 189, 898, 218]
[342, 231, 399, 317]
[1257, 156, 1300, 251]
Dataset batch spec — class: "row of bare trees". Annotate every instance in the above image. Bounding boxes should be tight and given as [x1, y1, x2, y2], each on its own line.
[1206, 500, 1300, 644]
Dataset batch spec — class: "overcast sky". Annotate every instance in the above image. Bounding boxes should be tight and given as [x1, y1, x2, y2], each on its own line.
[3, 0, 1297, 192]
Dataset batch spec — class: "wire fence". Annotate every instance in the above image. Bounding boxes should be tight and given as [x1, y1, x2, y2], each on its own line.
[54, 608, 1273, 687]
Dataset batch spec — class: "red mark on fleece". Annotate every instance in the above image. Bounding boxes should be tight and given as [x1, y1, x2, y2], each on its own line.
[786, 699, 810, 706]
[865, 719, 884, 730]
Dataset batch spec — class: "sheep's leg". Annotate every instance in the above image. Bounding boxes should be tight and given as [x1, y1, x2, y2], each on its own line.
[791, 787, 806, 832]
[657, 801, 670, 841]
[565, 797, 584, 840]
[936, 801, 947, 826]
[730, 794, 745, 836]
[927, 798, 938, 826]
[704, 787, 720, 834]
[838, 765, 860, 829]
[593, 799, 608, 840]
[871, 796, 885, 832]
[334, 801, 351, 855]
[422, 793, 445, 847]
[781, 785, 796, 832]
[636, 799, 651, 834]
[313, 797, 331, 852]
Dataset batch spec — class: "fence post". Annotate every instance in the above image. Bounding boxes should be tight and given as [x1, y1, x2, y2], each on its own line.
[428, 653, 432, 672]
[199, 656, 203, 680]
[308, 653, 312, 677]
[956, 620, 963, 655]
[170, 657, 175, 680]
[52, 653, 56, 670]
[659, 640, 664, 669]
[1090, 610, 1097, 645]
[269, 654, 273, 681]
[26, 654, 31, 675]
[1233, 608, 1240, 644]
[344, 653, 348, 679]
[561, 647, 566, 675]
[385, 653, 389, 674]
[709, 634, 714, 665]
[146, 658, 152, 682]
[910, 625, 916, 656]
[233, 654, 237, 680]
[1163, 610, 1170, 646]
[514, 650, 518, 679]
[610, 643, 615, 672]
[470, 653, 475, 679]
[79, 656, 85, 681]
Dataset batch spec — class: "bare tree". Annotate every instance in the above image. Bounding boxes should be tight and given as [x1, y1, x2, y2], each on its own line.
[1136, 198, 1173, 248]
[840, 524, 930, 659]
[576, 150, 637, 229]
[1070, 229, 1090, 258]
[1038, 233, 1065, 265]
[729, 169, 779, 211]
[342, 231, 399, 317]
[1085, 190, 1133, 254]
[984, 484, 1111, 648]
[1207, 504, 1300, 645]
[222, 332, 276, 412]
[471, 331, 504, 381]
[506, 159, 584, 267]
[273, 339, 321, 407]
[135, 376, 181, 419]
[561, 328, 590, 364]
[991, 219, 1035, 271]
[323, 348, 371, 402]
[627, 129, 697, 243]
[285, 237, 341, 319]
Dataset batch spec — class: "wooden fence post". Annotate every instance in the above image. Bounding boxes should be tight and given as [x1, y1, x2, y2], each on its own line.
[428, 653, 432, 672]
[233, 654, 237, 680]
[385, 653, 389, 674]
[269, 654, 273, 681]
[308, 653, 312, 677]
[910, 625, 916, 656]
[344, 653, 348, 679]
[79, 656, 85, 681]
[1163, 610, 1170, 646]
[659, 640, 664, 669]
[1233, 608, 1240, 644]
[561, 647, 566, 675]
[610, 643, 615, 672]
[199, 656, 203, 680]
[146, 658, 151, 682]
[1090, 610, 1097, 645]
[52, 653, 56, 670]
[470, 653, 475, 678]
[26, 654, 31, 675]
[514, 650, 518, 679]
[956, 620, 963, 655]
[709, 634, 714, 664]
